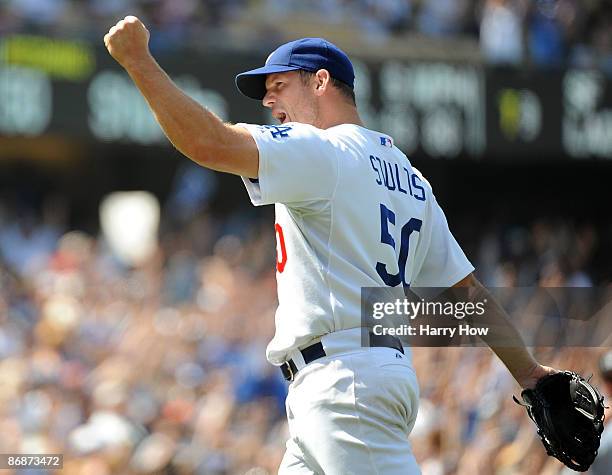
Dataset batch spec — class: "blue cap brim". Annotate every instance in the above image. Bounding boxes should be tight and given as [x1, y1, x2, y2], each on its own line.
[235, 64, 302, 100]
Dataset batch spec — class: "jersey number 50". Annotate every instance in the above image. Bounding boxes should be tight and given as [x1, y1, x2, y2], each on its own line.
[376, 203, 422, 287]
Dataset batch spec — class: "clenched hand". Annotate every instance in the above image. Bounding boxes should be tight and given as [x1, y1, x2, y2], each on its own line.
[104, 16, 150, 69]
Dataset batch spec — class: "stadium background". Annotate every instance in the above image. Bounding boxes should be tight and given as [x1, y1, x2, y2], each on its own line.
[0, 1, 611, 474]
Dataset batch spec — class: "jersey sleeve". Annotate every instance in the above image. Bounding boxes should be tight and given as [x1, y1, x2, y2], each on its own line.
[411, 193, 474, 289]
[237, 123, 339, 207]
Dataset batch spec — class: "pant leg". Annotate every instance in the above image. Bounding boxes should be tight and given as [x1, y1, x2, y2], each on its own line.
[284, 348, 421, 475]
[278, 437, 319, 475]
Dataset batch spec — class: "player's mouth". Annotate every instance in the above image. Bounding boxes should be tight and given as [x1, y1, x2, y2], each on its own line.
[274, 111, 288, 124]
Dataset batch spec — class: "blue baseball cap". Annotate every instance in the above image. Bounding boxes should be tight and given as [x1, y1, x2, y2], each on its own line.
[235, 38, 355, 100]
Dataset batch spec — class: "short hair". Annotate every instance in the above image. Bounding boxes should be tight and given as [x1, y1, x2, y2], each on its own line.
[298, 69, 356, 105]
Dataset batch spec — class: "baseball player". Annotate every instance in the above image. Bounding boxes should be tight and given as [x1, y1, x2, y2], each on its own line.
[104, 17, 556, 474]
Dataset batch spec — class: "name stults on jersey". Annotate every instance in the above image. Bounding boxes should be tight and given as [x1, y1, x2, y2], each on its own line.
[369, 155, 426, 201]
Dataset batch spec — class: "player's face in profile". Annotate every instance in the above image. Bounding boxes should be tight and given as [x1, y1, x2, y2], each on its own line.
[263, 71, 319, 126]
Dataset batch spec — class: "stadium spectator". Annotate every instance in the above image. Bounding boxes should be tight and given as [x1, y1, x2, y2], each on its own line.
[526, 0, 567, 68]
[417, 0, 470, 37]
[479, 0, 525, 65]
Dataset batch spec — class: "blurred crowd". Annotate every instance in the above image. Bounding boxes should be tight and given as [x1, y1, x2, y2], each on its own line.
[0, 193, 287, 474]
[0, 185, 610, 474]
[1, 0, 612, 71]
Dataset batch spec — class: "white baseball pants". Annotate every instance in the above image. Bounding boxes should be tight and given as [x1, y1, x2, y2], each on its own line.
[278, 344, 421, 475]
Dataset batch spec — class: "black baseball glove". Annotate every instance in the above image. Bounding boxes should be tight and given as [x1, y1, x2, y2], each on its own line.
[513, 370, 606, 472]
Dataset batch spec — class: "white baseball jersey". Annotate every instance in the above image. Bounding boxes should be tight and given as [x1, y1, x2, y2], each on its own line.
[239, 122, 474, 365]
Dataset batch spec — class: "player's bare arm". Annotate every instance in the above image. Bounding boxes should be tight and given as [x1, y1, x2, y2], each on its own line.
[103, 16, 259, 178]
[453, 273, 556, 389]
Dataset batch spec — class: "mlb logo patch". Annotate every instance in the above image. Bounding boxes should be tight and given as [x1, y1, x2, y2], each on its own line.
[380, 136, 393, 147]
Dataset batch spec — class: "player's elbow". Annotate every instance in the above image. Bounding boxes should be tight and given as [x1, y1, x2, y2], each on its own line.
[176, 124, 258, 177]
[187, 140, 218, 169]
[176, 133, 226, 170]
[187, 141, 258, 178]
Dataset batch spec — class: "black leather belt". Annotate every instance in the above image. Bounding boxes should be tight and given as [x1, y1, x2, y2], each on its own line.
[280, 333, 404, 381]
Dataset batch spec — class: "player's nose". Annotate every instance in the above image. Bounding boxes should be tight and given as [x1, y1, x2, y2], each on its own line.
[262, 90, 275, 108]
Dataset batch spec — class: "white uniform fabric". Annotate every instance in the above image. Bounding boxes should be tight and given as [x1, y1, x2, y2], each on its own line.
[239, 122, 474, 365]
[239, 122, 473, 474]
[279, 346, 421, 475]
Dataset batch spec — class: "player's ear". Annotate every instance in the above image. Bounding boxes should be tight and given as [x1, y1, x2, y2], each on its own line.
[314, 69, 331, 96]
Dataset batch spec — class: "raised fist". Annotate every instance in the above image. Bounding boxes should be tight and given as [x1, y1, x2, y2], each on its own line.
[104, 16, 150, 69]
